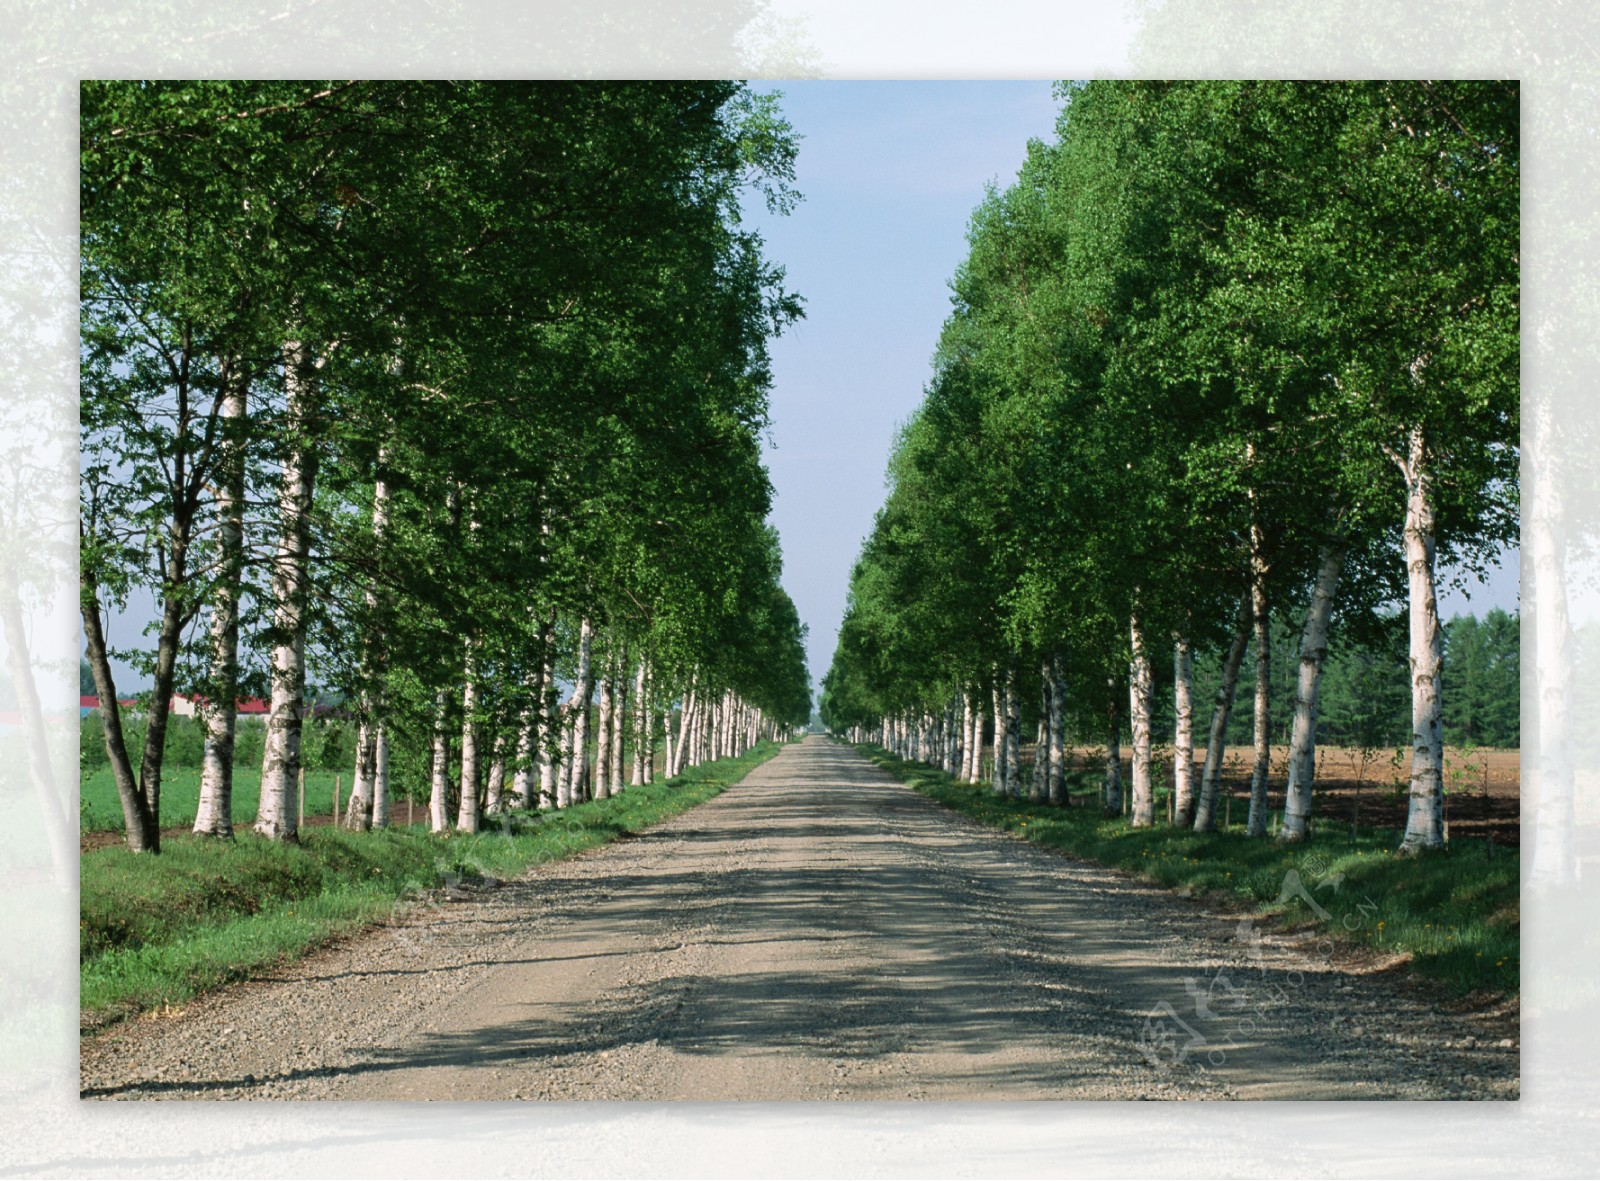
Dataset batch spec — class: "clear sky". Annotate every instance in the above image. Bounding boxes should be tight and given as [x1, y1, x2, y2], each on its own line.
[743, 80, 1065, 691]
[743, 80, 1520, 695]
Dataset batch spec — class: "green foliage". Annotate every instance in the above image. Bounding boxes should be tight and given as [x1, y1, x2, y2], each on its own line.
[1191, 609, 1517, 751]
[824, 81, 1519, 846]
[80, 81, 811, 841]
[1441, 609, 1520, 748]
[1315, 627, 1414, 751]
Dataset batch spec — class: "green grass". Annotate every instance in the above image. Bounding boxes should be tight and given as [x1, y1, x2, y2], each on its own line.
[80, 740, 788, 1025]
[79, 766, 348, 832]
[861, 745, 1519, 998]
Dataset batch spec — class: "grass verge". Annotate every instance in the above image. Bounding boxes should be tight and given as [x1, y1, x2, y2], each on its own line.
[860, 745, 1518, 998]
[81, 741, 787, 1027]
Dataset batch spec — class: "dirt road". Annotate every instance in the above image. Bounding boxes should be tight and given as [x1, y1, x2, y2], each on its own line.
[80, 737, 1518, 1100]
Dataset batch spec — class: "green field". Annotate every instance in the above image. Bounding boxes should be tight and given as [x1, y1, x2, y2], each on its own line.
[861, 745, 1519, 998]
[79, 765, 351, 832]
[80, 741, 786, 1026]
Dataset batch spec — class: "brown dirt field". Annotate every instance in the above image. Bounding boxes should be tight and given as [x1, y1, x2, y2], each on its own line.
[1050, 744, 1522, 846]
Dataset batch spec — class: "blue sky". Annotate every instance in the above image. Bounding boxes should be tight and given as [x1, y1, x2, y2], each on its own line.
[743, 81, 1065, 689]
[743, 81, 1520, 693]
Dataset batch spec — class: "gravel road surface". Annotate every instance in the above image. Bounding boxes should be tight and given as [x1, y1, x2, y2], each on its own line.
[80, 737, 1518, 1100]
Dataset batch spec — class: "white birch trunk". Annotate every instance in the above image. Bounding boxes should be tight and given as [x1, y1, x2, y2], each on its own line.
[990, 680, 1006, 795]
[1280, 542, 1346, 842]
[195, 371, 246, 838]
[456, 641, 481, 833]
[594, 658, 614, 800]
[343, 459, 391, 833]
[642, 666, 656, 784]
[512, 617, 550, 809]
[256, 340, 319, 841]
[511, 665, 538, 810]
[429, 690, 451, 832]
[485, 731, 507, 815]
[1172, 636, 1194, 827]
[1048, 656, 1066, 806]
[568, 616, 595, 803]
[372, 725, 390, 828]
[942, 700, 954, 774]
[1245, 542, 1273, 838]
[963, 690, 979, 783]
[557, 704, 575, 808]
[1194, 593, 1250, 832]
[610, 649, 628, 789]
[1128, 613, 1155, 827]
[367, 442, 394, 829]
[631, 661, 649, 786]
[1005, 669, 1021, 799]
[958, 705, 966, 779]
[974, 688, 985, 783]
[1030, 667, 1048, 802]
[538, 625, 558, 808]
[673, 674, 697, 777]
[1397, 426, 1447, 853]
[347, 720, 375, 833]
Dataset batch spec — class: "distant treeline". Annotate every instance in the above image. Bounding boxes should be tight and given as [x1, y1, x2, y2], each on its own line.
[1192, 608, 1518, 751]
[1061, 608, 1517, 753]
